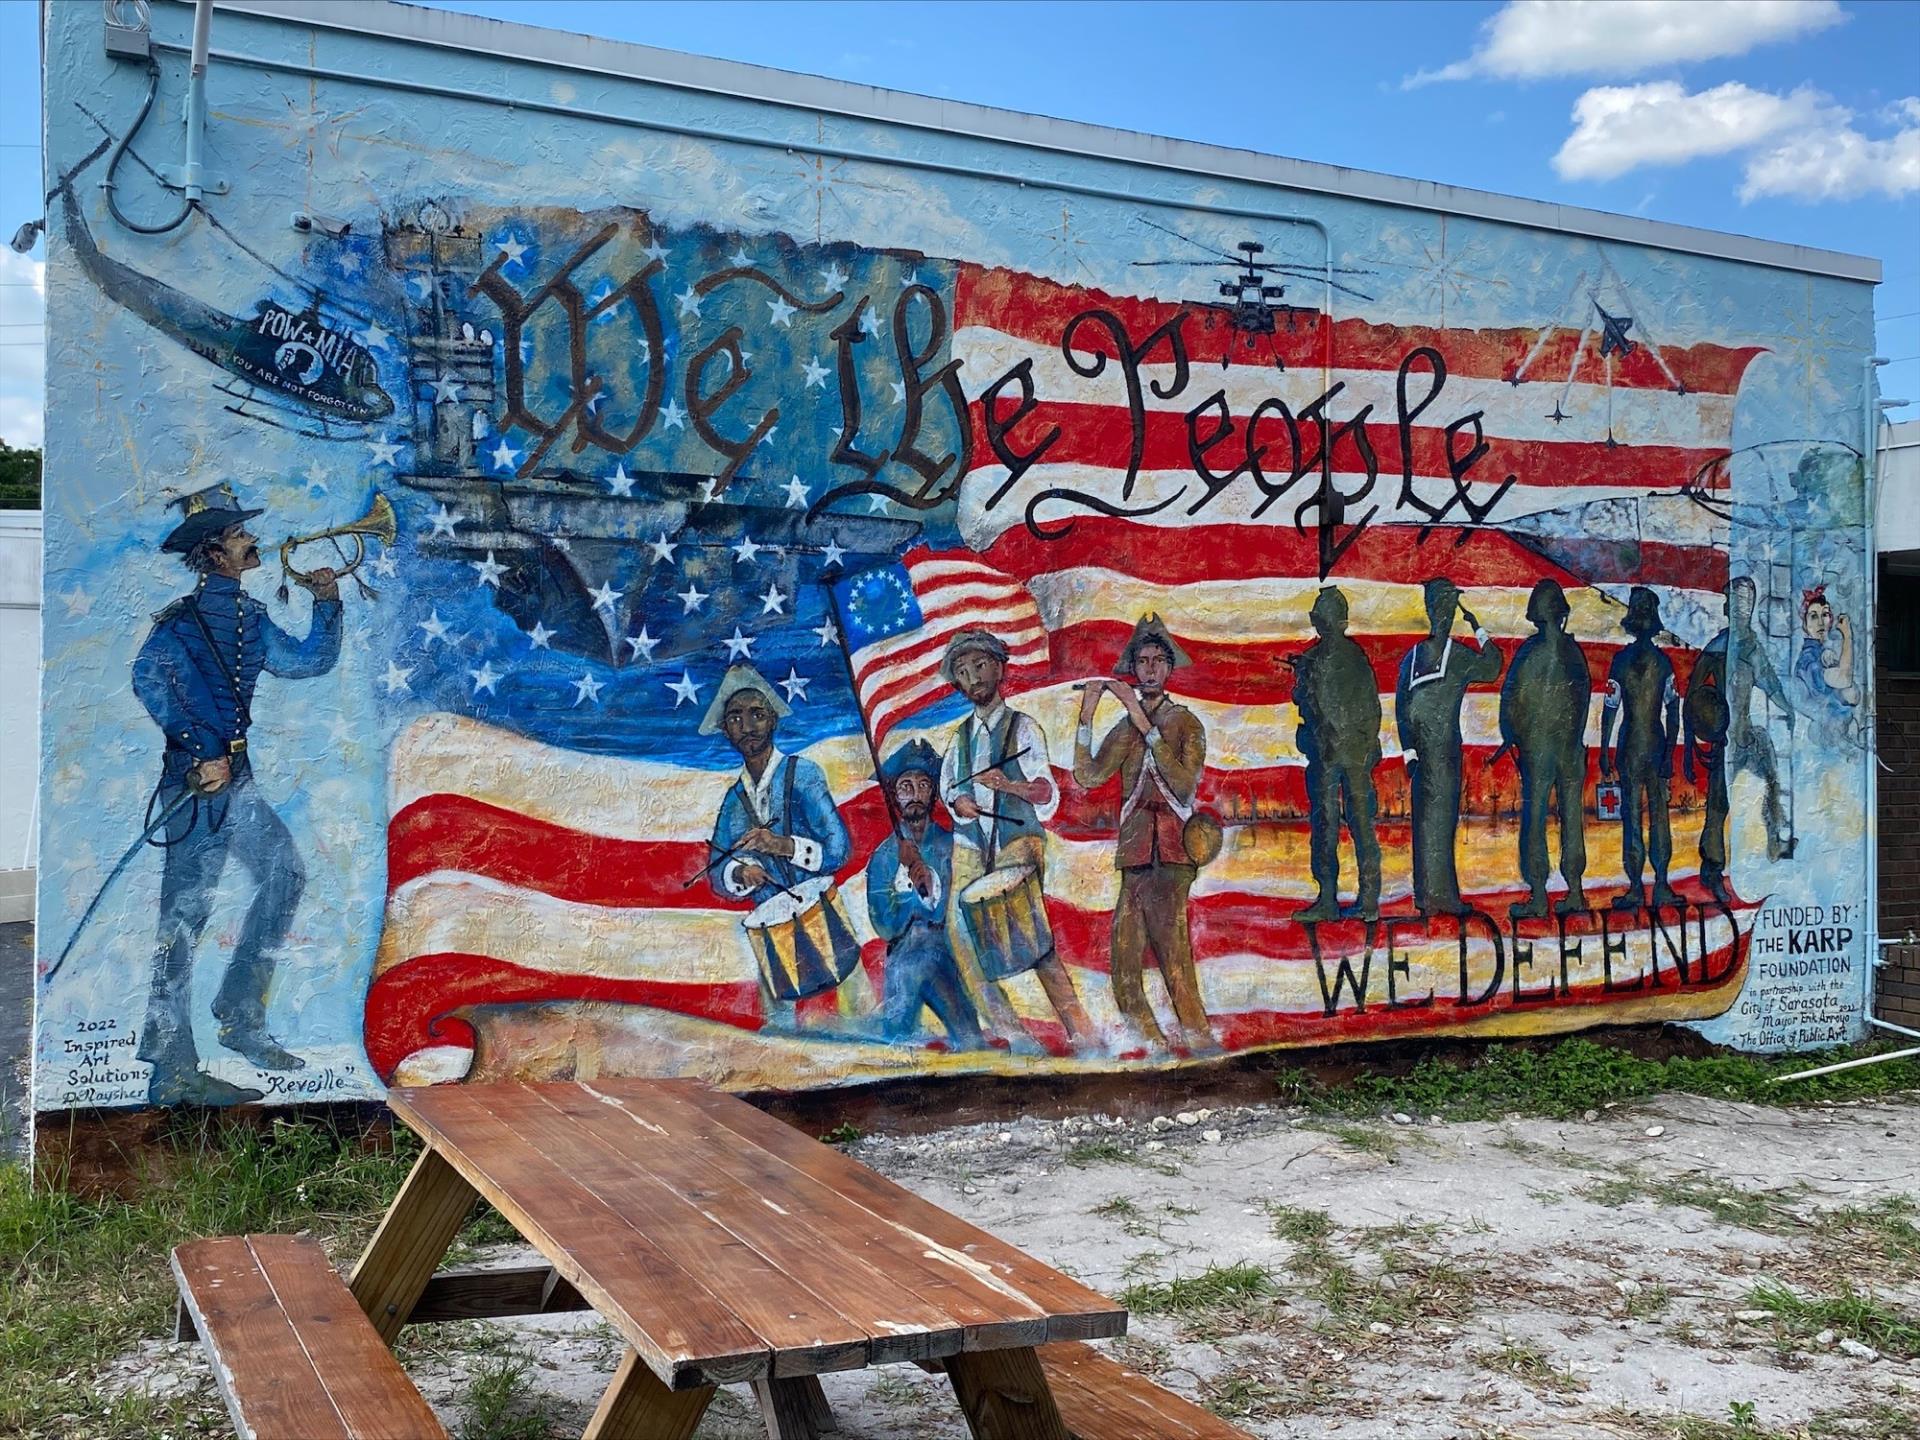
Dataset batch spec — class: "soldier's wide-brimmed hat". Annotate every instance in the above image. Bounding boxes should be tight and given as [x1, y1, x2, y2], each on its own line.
[882, 738, 941, 788]
[160, 483, 264, 554]
[1114, 613, 1190, 676]
[940, 628, 1009, 684]
[699, 663, 791, 736]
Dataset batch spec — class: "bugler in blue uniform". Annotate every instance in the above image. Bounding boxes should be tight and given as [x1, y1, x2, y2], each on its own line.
[129, 484, 344, 1106]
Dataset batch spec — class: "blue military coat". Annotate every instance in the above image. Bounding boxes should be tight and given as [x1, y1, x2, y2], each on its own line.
[131, 573, 343, 799]
[708, 752, 850, 908]
[865, 822, 954, 951]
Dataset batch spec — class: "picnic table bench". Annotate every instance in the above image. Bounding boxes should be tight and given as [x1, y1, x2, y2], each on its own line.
[172, 1079, 1254, 1439]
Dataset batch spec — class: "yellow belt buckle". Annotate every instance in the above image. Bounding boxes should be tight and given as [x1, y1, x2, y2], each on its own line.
[228, 738, 248, 756]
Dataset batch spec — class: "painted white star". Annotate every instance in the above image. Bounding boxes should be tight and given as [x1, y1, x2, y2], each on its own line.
[418, 611, 451, 645]
[497, 235, 528, 266]
[408, 273, 435, 299]
[647, 532, 678, 565]
[812, 616, 839, 647]
[303, 460, 329, 495]
[59, 586, 92, 618]
[381, 661, 413, 696]
[731, 534, 763, 564]
[427, 504, 461, 538]
[605, 463, 636, 497]
[758, 426, 778, 448]
[675, 285, 703, 318]
[661, 398, 687, 431]
[335, 249, 363, 276]
[819, 262, 849, 292]
[588, 579, 622, 613]
[489, 438, 521, 472]
[641, 237, 668, 265]
[784, 474, 811, 508]
[759, 582, 788, 616]
[866, 492, 891, 513]
[471, 551, 507, 588]
[889, 380, 907, 404]
[468, 661, 502, 695]
[369, 434, 402, 465]
[899, 268, 921, 289]
[432, 375, 464, 405]
[697, 477, 721, 505]
[526, 620, 555, 649]
[667, 672, 702, 707]
[369, 548, 399, 579]
[573, 672, 605, 706]
[359, 320, 390, 350]
[860, 306, 885, 338]
[677, 582, 709, 613]
[728, 246, 753, 269]
[626, 627, 660, 661]
[780, 667, 812, 703]
[801, 356, 831, 389]
[722, 627, 756, 660]
[820, 538, 847, 568]
[767, 294, 796, 328]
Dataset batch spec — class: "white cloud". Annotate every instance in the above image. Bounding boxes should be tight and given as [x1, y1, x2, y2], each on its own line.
[1406, 0, 1845, 87]
[1553, 81, 1828, 180]
[1740, 103, 1920, 200]
[0, 247, 44, 449]
[1552, 80, 1920, 201]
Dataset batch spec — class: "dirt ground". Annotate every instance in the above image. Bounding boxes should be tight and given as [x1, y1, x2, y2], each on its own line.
[112, 1090, 1918, 1438]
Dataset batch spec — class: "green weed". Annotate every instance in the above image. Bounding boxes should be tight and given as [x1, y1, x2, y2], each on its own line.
[460, 1349, 558, 1440]
[1744, 1281, 1920, 1359]
[1119, 1262, 1278, 1319]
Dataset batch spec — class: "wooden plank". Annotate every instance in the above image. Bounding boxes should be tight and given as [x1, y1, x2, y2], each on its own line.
[1037, 1341, 1253, 1440]
[482, 1084, 871, 1378]
[752, 1377, 829, 1439]
[581, 1348, 714, 1440]
[665, 1083, 1128, 1344]
[598, 1083, 1052, 1352]
[248, 1234, 451, 1439]
[409, 1263, 587, 1323]
[171, 1238, 355, 1440]
[529, 1081, 965, 1366]
[390, 1084, 769, 1388]
[347, 1146, 479, 1345]
[947, 1346, 1072, 1440]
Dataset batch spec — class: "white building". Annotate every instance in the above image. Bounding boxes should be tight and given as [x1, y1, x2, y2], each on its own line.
[0, 510, 39, 923]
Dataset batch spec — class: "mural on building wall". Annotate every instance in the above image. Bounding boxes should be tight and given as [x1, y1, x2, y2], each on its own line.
[34, 6, 1878, 1109]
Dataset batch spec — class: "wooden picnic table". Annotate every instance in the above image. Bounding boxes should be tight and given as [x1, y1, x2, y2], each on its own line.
[347, 1078, 1131, 1439]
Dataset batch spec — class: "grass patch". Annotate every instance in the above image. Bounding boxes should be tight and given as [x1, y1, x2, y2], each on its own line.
[0, 1112, 505, 1439]
[1810, 1195, 1920, 1280]
[1575, 1167, 1796, 1231]
[460, 1349, 559, 1440]
[1744, 1281, 1920, 1359]
[1472, 1334, 1584, 1393]
[1275, 1036, 1920, 1121]
[1063, 1138, 1134, 1167]
[1119, 1261, 1278, 1326]
[1264, 1203, 1335, 1245]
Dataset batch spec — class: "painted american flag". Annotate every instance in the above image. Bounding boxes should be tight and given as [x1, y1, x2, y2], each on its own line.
[363, 216, 1758, 1087]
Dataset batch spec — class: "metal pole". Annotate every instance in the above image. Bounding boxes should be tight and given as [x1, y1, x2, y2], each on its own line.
[181, 0, 212, 204]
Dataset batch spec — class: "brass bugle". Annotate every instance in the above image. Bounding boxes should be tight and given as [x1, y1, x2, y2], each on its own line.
[278, 491, 397, 600]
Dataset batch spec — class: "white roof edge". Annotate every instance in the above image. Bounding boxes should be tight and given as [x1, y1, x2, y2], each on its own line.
[193, 0, 1882, 284]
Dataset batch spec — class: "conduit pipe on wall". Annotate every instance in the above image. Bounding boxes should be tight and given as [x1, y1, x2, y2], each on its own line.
[149, 39, 1338, 390]
[180, 0, 213, 205]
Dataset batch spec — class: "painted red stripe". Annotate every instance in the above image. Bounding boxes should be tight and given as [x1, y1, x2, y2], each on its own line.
[978, 517, 1725, 594]
[964, 398, 1727, 494]
[953, 263, 1765, 395]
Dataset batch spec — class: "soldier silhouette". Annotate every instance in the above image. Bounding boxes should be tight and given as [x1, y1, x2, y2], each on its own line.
[1499, 579, 1591, 919]
[1291, 587, 1382, 923]
[1723, 576, 1794, 860]
[1684, 633, 1734, 906]
[132, 484, 342, 1106]
[1395, 578, 1503, 917]
[1601, 586, 1682, 912]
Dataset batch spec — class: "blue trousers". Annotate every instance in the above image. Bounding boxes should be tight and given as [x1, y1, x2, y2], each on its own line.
[881, 928, 986, 1048]
[140, 773, 306, 1073]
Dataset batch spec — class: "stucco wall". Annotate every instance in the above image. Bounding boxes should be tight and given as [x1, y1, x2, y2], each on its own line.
[34, 0, 1883, 1111]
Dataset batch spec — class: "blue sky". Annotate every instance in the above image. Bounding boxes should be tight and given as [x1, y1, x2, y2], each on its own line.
[1, 0, 1915, 446]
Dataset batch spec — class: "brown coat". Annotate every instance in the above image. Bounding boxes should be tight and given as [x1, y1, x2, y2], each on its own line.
[1074, 696, 1207, 869]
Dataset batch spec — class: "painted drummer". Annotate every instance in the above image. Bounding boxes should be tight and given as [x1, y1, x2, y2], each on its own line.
[703, 663, 868, 1030]
[937, 628, 1094, 1050]
[1074, 614, 1216, 1056]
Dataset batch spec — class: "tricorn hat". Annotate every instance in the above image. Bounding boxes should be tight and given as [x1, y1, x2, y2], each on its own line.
[160, 483, 264, 554]
[699, 663, 791, 736]
[881, 738, 942, 788]
[1114, 613, 1190, 677]
[940, 628, 1010, 684]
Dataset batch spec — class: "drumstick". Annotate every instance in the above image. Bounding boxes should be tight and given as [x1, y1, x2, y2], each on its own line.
[954, 745, 1031, 785]
[684, 838, 749, 888]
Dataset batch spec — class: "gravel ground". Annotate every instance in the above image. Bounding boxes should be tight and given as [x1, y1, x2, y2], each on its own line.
[104, 1088, 1920, 1438]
